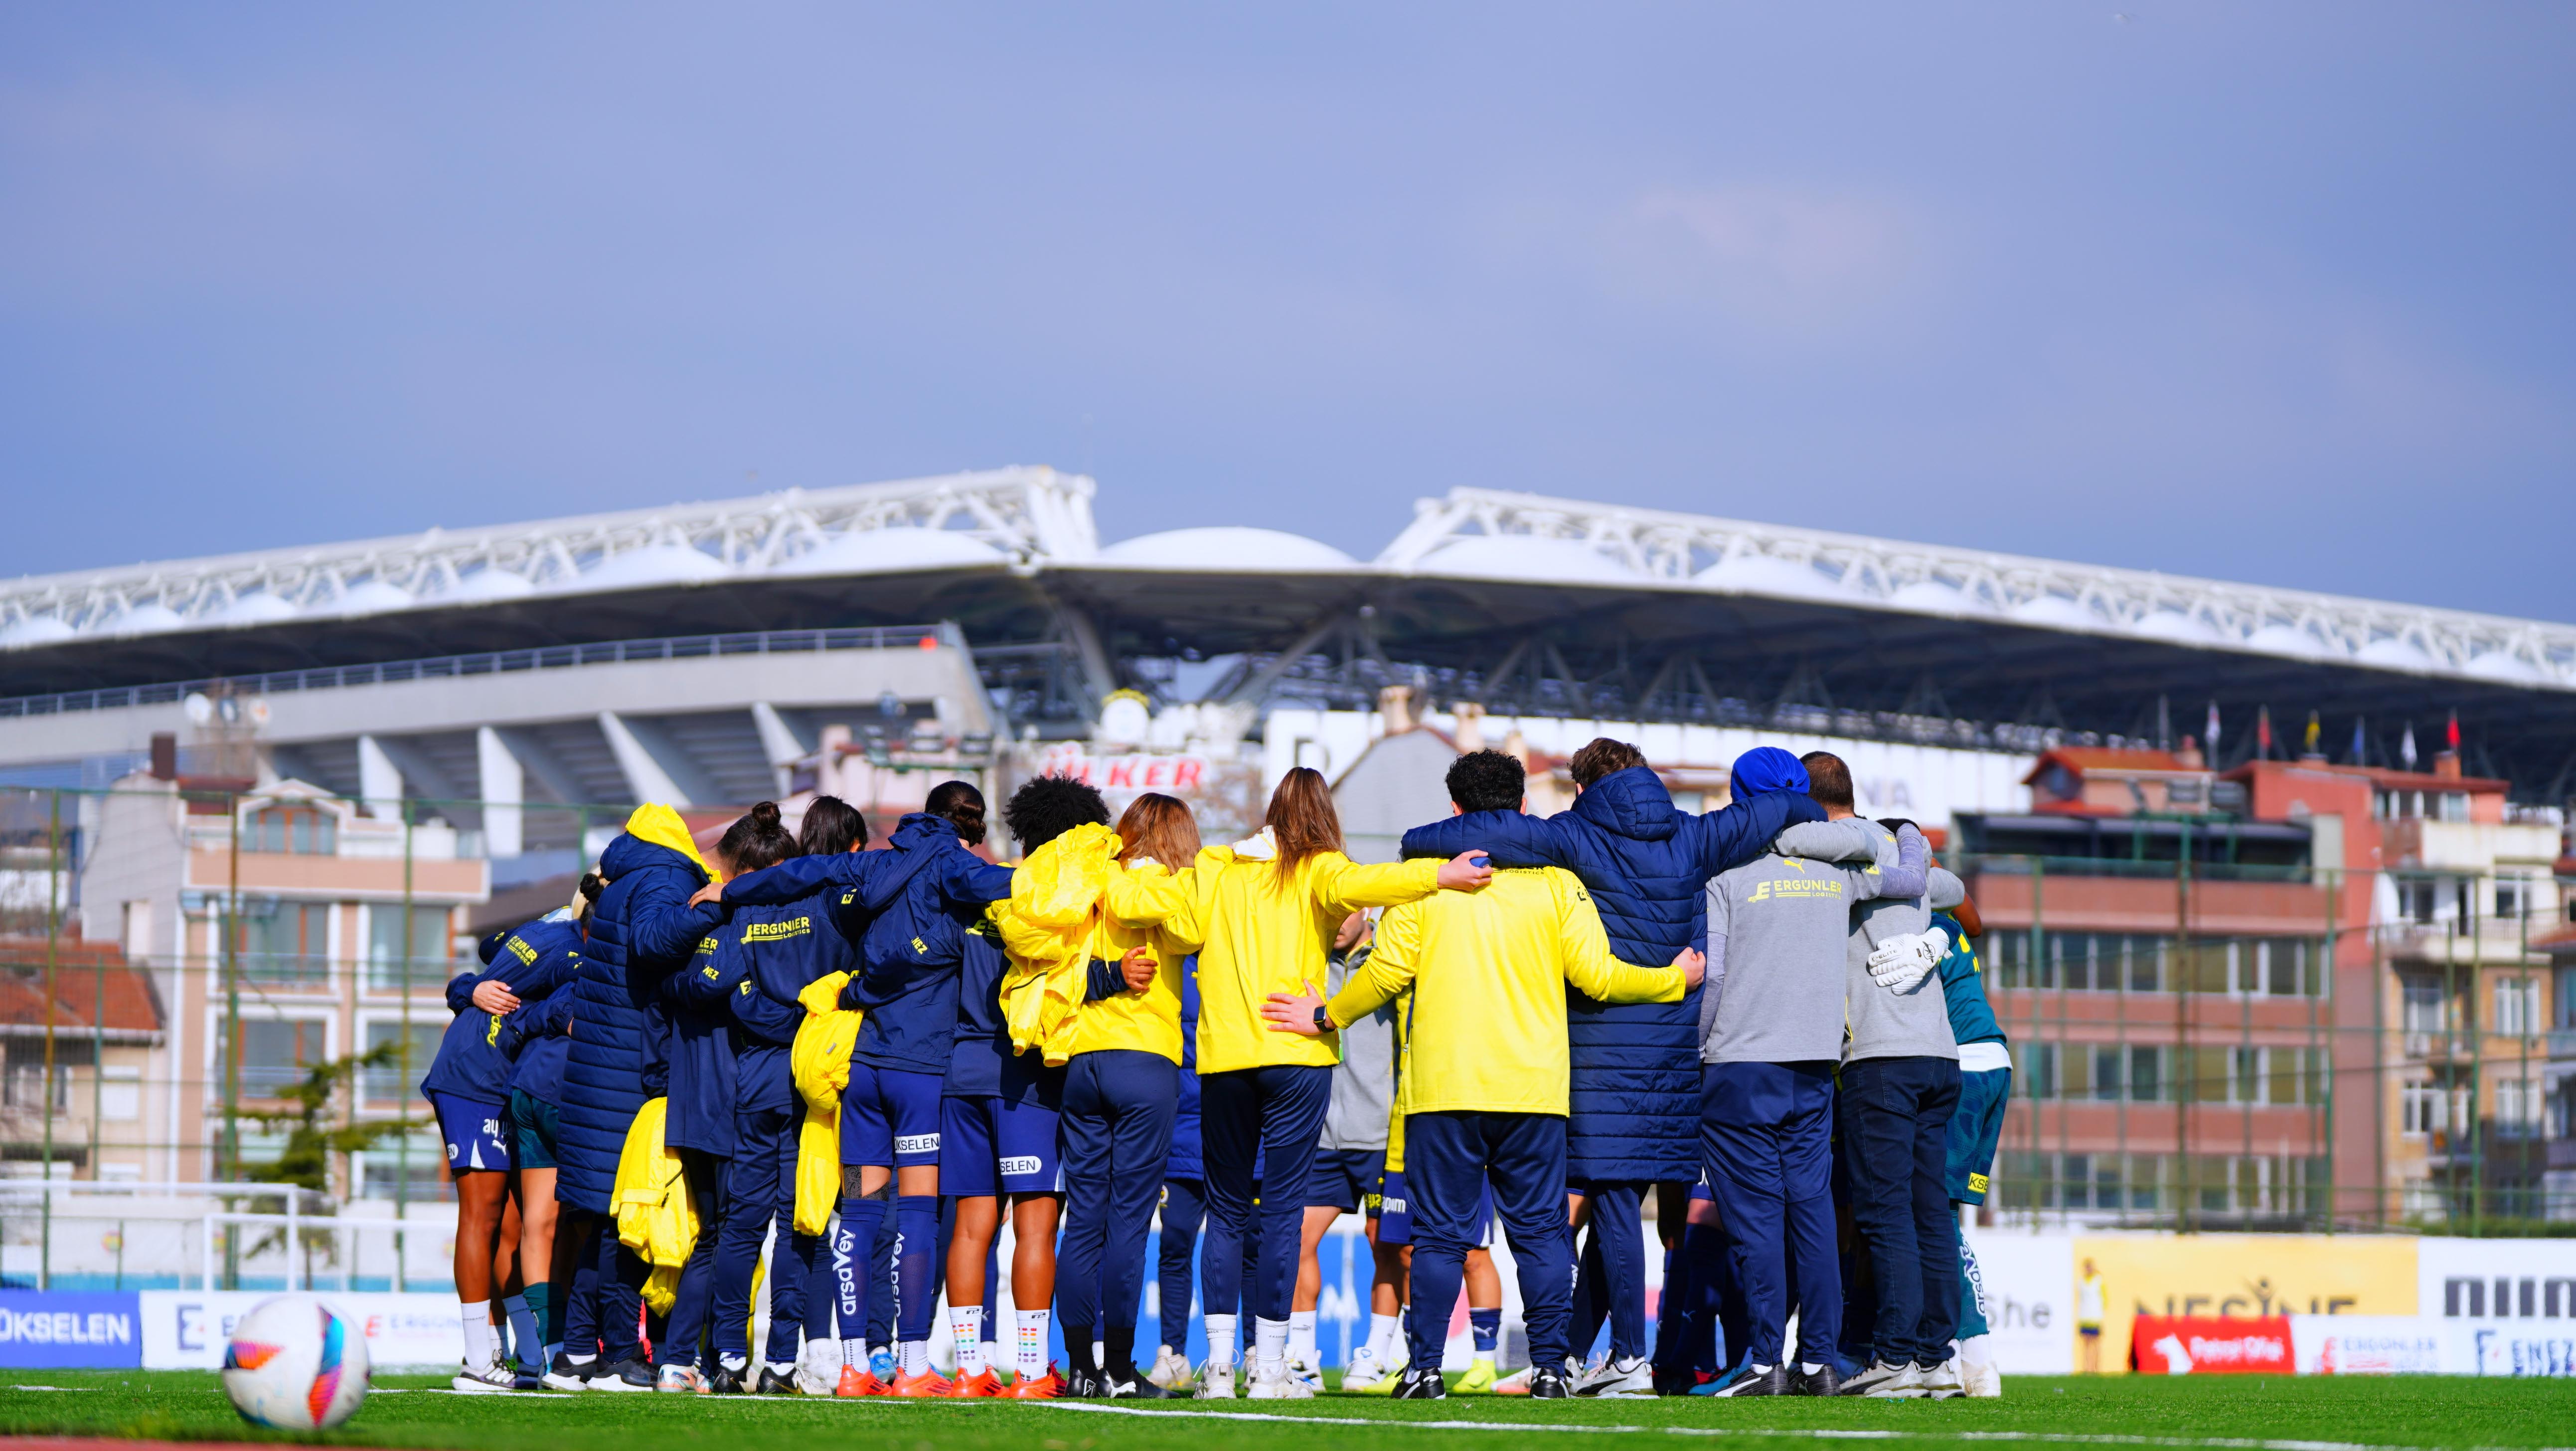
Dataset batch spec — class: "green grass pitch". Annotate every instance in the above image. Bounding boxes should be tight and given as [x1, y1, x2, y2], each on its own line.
[2, 1372, 2570, 1451]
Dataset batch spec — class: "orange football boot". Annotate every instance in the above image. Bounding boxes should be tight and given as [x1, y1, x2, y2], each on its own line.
[1005, 1365, 1063, 1399]
[891, 1368, 954, 1397]
[833, 1364, 892, 1397]
[947, 1368, 1005, 1398]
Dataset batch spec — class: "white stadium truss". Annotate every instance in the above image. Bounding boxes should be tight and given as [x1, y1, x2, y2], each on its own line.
[3, 470, 2570, 692]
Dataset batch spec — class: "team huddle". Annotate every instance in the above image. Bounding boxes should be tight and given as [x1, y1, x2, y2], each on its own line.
[419, 737, 2013, 1402]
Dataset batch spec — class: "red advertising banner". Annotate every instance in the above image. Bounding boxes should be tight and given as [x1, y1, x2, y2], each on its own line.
[2131, 1316, 2294, 1375]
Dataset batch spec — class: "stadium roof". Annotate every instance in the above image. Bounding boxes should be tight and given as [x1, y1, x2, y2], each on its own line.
[4, 468, 2572, 795]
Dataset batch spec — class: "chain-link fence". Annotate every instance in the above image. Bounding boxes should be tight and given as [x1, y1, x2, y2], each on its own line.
[1, 782, 2570, 1294]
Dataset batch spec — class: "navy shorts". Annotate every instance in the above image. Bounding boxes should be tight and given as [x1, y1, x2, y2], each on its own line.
[506, 1088, 558, 1170]
[1945, 1064, 2013, 1203]
[1375, 1168, 1490, 1248]
[941, 1093, 1063, 1196]
[1303, 1147, 1384, 1214]
[841, 1062, 945, 1168]
[429, 1092, 511, 1173]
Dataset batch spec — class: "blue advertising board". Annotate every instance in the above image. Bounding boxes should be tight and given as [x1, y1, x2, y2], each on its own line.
[0, 1291, 145, 1369]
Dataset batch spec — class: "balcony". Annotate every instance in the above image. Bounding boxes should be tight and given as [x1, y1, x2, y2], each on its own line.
[2381, 819, 2563, 872]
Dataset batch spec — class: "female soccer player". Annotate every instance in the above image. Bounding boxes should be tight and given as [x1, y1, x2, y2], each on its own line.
[1178, 766, 1490, 1398]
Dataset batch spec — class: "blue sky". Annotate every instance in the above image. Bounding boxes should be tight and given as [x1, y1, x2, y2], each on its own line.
[3, 4, 2570, 618]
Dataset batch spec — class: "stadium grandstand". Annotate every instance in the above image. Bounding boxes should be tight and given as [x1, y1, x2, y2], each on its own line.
[1, 465, 2571, 809]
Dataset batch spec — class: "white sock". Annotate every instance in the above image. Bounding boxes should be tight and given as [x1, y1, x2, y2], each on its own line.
[566, 1349, 596, 1368]
[1203, 1314, 1238, 1368]
[459, 1300, 494, 1370]
[1801, 1361, 1824, 1374]
[1959, 1333, 1994, 1369]
[1017, 1308, 1051, 1380]
[1254, 1315, 1289, 1377]
[501, 1294, 538, 1366]
[1093, 1336, 1107, 1369]
[900, 1339, 930, 1377]
[950, 1308, 985, 1375]
[841, 1336, 868, 1368]
[1366, 1312, 1403, 1363]
[1289, 1310, 1317, 1369]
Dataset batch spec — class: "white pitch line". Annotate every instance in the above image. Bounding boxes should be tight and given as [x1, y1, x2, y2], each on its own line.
[1041, 1400, 2576, 1451]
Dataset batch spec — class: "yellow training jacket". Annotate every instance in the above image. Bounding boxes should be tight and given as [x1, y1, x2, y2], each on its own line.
[1181, 830, 1445, 1076]
[611, 1096, 696, 1313]
[790, 971, 860, 1235]
[1053, 858, 1200, 1065]
[994, 822, 1118, 1062]
[1326, 867, 1683, 1118]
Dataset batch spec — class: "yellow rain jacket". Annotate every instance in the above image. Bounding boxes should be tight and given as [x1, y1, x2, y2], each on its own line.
[1181, 828, 1445, 1076]
[994, 822, 1116, 1059]
[790, 971, 860, 1235]
[1048, 856, 1199, 1065]
[610, 1096, 696, 1313]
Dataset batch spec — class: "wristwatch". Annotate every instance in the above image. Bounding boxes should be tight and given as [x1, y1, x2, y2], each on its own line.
[1312, 1004, 1333, 1032]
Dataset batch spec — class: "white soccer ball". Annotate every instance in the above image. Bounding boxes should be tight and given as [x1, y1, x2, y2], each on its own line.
[220, 1294, 371, 1430]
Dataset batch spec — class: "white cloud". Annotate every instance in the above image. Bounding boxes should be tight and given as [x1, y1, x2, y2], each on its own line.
[1605, 184, 1926, 337]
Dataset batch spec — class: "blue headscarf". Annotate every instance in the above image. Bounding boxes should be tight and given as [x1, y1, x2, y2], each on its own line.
[1730, 745, 1810, 798]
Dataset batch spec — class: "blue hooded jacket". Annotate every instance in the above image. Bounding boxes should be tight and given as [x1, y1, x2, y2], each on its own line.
[689, 887, 851, 1133]
[558, 831, 720, 1213]
[721, 814, 1016, 1078]
[421, 914, 584, 1105]
[662, 930, 738, 1156]
[1397, 767, 1823, 1181]
[488, 915, 584, 1106]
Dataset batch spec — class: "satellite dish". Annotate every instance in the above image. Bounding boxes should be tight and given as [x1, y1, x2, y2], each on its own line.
[183, 693, 214, 727]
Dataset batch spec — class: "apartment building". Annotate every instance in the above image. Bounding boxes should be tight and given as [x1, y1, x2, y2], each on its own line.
[75, 766, 488, 1198]
[1965, 740, 2570, 1226]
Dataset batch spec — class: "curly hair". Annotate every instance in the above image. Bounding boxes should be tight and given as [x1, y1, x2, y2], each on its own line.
[1446, 749, 1529, 814]
[1004, 774, 1111, 853]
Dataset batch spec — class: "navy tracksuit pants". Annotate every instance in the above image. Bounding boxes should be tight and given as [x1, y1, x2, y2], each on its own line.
[1700, 1061, 1840, 1370]
[709, 1103, 797, 1362]
[1571, 1181, 1651, 1361]
[659, 1149, 727, 1368]
[1836, 1055, 1962, 1368]
[1057, 1049, 1180, 1335]
[1405, 1110, 1576, 1373]
[563, 1212, 648, 1364]
[1156, 1177, 1205, 1351]
[1200, 1064, 1329, 1322]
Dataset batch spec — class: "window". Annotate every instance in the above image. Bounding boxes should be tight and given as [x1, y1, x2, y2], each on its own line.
[247, 805, 337, 856]
[2398, 878, 2437, 924]
[366, 903, 452, 990]
[2493, 978, 2540, 1037]
[2, 1038, 92, 1109]
[2455, 879, 2474, 926]
[2402, 980, 2447, 1035]
[236, 901, 331, 986]
[2127, 1044, 2164, 1103]
[2495, 1077, 2539, 1140]
[220, 1017, 327, 1097]
[361, 1019, 443, 1103]
[2559, 968, 2576, 1032]
[2494, 879, 2524, 922]
[99, 1065, 142, 1121]
[2402, 1081, 2442, 1136]
[2440, 792, 2471, 823]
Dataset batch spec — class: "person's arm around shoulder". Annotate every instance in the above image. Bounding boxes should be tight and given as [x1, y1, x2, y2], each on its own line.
[1850, 823, 1931, 902]
[1309, 850, 1490, 918]
[1772, 818, 1883, 863]
[1926, 866, 1966, 911]
[634, 870, 726, 964]
[701, 852, 847, 909]
[1396, 810, 1573, 870]
[1554, 871, 1703, 1005]
[1264, 902, 1422, 1035]
[1682, 789, 1826, 878]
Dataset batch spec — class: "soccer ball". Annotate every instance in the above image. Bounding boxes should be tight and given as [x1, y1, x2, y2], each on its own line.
[220, 1294, 370, 1430]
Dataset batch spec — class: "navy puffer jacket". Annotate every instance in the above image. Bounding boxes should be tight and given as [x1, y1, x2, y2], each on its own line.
[1399, 768, 1821, 1181]
[557, 832, 718, 1213]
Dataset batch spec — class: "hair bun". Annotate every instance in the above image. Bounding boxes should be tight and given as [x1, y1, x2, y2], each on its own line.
[750, 800, 783, 827]
[578, 872, 606, 901]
